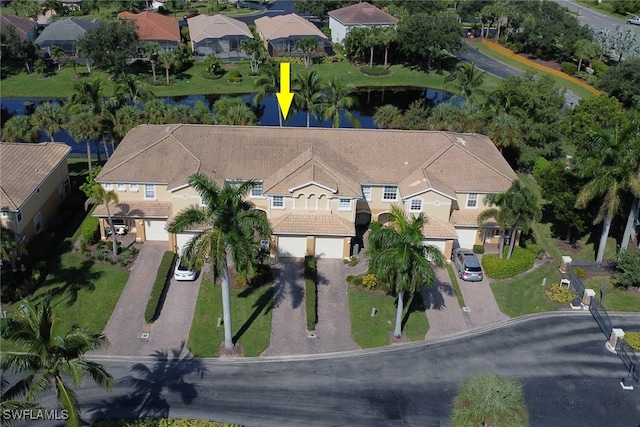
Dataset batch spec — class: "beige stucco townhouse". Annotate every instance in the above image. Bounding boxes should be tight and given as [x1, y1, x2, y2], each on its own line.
[93, 125, 517, 259]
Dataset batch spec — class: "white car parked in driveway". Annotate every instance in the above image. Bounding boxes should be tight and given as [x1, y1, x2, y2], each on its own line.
[174, 256, 197, 281]
[627, 16, 640, 26]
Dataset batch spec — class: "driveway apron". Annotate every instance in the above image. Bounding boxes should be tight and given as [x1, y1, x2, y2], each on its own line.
[314, 258, 360, 353]
[262, 259, 314, 356]
[423, 268, 469, 339]
[97, 241, 168, 357]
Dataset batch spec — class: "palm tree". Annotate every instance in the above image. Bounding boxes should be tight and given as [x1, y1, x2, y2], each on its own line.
[2, 115, 41, 143]
[575, 122, 640, 262]
[451, 372, 529, 427]
[487, 112, 521, 153]
[143, 42, 161, 83]
[212, 97, 257, 125]
[67, 109, 102, 172]
[167, 173, 272, 350]
[0, 298, 113, 427]
[1, 225, 26, 270]
[295, 37, 319, 68]
[50, 45, 66, 71]
[158, 50, 177, 84]
[444, 62, 486, 103]
[320, 78, 360, 128]
[240, 38, 265, 72]
[363, 27, 379, 68]
[32, 102, 67, 142]
[293, 70, 323, 127]
[90, 184, 120, 259]
[112, 74, 155, 107]
[378, 26, 396, 68]
[67, 78, 113, 158]
[573, 39, 598, 73]
[367, 206, 445, 338]
[142, 99, 170, 124]
[113, 105, 143, 140]
[254, 61, 283, 126]
[373, 104, 401, 129]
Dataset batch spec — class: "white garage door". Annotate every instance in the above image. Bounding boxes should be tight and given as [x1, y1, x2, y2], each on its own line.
[144, 220, 168, 241]
[315, 237, 344, 259]
[456, 228, 478, 250]
[176, 232, 199, 255]
[277, 236, 306, 258]
[424, 239, 446, 253]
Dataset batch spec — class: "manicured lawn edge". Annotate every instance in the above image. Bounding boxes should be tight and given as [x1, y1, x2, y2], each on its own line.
[446, 264, 466, 308]
[304, 256, 318, 331]
[144, 251, 175, 323]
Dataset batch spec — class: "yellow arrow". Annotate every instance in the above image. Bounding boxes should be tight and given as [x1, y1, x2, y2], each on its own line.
[276, 62, 294, 120]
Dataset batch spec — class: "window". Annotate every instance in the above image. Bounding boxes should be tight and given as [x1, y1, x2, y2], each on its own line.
[383, 185, 397, 201]
[1, 210, 8, 219]
[130, 184, 138, 192]
[361, 185, 372, 202]
[271, 196, 284, 209]
[409, 199, 422, 212]
[34, 212, 42, 234]
[466, 193, 478, 208]
[144, 184, 155, 200]
[251, 182, 263, 197]
[117, 183, 126, 192]
[339, 199, 351, 211]
[17, 210, 22, 223]
[104, 183, 113, 191]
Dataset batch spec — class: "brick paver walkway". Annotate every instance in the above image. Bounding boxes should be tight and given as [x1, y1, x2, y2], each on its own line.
[423, 268, 469, 339]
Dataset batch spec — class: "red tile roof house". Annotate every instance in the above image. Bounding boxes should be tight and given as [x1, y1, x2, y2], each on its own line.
[93, 125, 516, 260]
[328, 1, 398, 44]
[254, 13, 332, 58]
[0, 14, 37, 43]
[117, 11, 180, 51]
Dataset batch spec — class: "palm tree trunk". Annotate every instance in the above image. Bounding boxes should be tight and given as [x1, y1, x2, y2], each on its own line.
[221, 256, 234, 349]
[151, 62, 157, 83]
[506, 227, 517, 260]
[394, 290, 404, 338]
[369, 46, 374, 68]
[106, 206, 118, 259]
[277, 102, 283, 127]
[86, 140, 92, 172]
[578, 56, 583, 72]
[384, 46, 389, 68]
[498, 232, 504, 259]
[621, 197, 639, 251]
[596, 217, 612, 263]
[165, 67, 170, 84]
[306, 111, 310, 128]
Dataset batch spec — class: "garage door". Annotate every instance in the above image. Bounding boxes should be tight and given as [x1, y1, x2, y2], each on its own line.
[456, 228, 478, 250]
[424, 239, 445, 254]
[144, 220, 169, 241]
[277, 236, 306, 258]
[176, 232, 199, 255]
[315, 237, 344, 259]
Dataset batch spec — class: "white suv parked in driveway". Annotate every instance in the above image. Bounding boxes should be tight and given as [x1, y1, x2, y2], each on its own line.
[452, 248, 484, 282]
[627, 16, 640, 26]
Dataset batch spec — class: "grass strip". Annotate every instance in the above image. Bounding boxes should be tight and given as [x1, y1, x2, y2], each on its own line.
[446, 264, 466, 308]
[304, 256, 318, 331]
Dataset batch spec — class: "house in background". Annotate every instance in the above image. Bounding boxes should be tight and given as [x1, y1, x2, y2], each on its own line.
[0, 142, 71, 246]
[34, 17, 100, 56]
[94, 125, 516, 260]
[187, 14, 253, 60]
[117, 11, 180, 52]
[255, 13, 332, 58]
[0, 14, 37, 43]
[328, 1, 398, 44]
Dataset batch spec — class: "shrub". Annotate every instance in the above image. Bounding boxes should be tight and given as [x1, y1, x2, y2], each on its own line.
[343, 256, 358, 267]
[144, 251, 175, 323]
[272, 56, 305, 65]
[481, 246, 537, 279]
[472, 245, 485, 254]
[360, 66, 390, 76]
[30, 260, 48, 285]
[545, 284, 574, 304]
[625, 332, 640, 352]
[235, 274, 248, 287]
[573, 267, 587, 279]
[362, 273, 377, 290]
[82, 216, 100, 245]
[560, 62, 578, 76]
[304, 256, 317, 331]
[227, 69, 243, 83]
[591, 59, 608, 77]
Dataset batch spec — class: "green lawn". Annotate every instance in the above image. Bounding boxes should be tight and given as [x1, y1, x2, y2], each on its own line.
[583, 276, 640, 312]
[349, 288, 428, 348]
[188, 277, 273, 357]
[490, 263, 558, 317]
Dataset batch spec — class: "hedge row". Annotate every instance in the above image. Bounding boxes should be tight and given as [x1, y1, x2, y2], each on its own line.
[360, 66, 390, 76]
[144, 251, 175, 323]
[82, 215, 100, 245]
[92, 418, 241, 427]
[304, 255, 318, 331]
[481, 246, 538, 279]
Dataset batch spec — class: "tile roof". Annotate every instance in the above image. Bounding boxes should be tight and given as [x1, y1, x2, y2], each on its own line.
[0, 142, 71, 211]
[97, 125, 517, 200]
[272, 213, 355, 236]
[328, 2, 398, 25]
[117, 11, 179, 42]
[187, 14, 252, 43]
[450, 209, 498, 227]
[423, 215, 458, 239]
[93, 201, 172, 218]
[35, 18, 100, 45]
[0, 14, 36, 42]
[255, 13, 327, 40]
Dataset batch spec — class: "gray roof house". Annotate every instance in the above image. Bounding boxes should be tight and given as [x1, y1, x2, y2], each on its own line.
[34, 17, 100, 56]
[328, 2, 398, 44]
[0, 14, 37, 43]
[187, 14, 253, 59]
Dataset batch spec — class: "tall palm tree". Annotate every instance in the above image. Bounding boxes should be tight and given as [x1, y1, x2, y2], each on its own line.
[293, 70, 323, 127]
[90, 184, 120, 259]
[444, 62, 486, 103]
[157, 50, 177, 85]
[367, 206, 445, 338]
[1, 225, 26, 269]
[67, 78, 114, 158]
[143, 42, 161, 83]
[320, 78, 361, 128]
[0, 298, 113, 427]
[575, 122, 640, 261]
[254, 62, 283, 126]
[451, 372, 529, 427]
[373, 104, 401, 129]
[67, 108, 102, 172]
[2, 115, 41, 143]
[212, 97, 257, 125]
[294, 37, 319, 68]
[487, 112, 521, 153]
[32, 102, 67, 142]
[167, 173, 272, 350]
[50, 45, 66, 71]
[378, 26, 396, 68]
[113, 105, 144, 140]
[112, 74, 155, 107]
[240, 38, 265, 72]
[363, 27, 379, 68]
[142, 99, 170, 124]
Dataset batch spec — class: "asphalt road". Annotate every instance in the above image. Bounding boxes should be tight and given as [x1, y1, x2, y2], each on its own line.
[554, 0, 634, 31]
[20, 312, 638, 426]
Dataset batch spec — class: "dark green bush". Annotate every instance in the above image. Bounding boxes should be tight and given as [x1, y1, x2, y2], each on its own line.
[360, 66, 390, 76]
[560, 62, 578, 75]
[591, 59, 608, 77]
[304, 256, 317, 331]
[227, 69, 243, 83]
[144, 251, 175, 323]
[82, 216, 100, 245]
[573, 267, 587, 279]
[472, 245, 485, 254]
[481, 246, 537, 279]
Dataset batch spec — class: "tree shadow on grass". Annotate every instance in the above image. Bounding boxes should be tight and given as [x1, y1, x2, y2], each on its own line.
[401, 292, 426, 331]
[89, 342, 207, 422]
[233, 286, 274, 344]
[34, 259, 102, 307]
